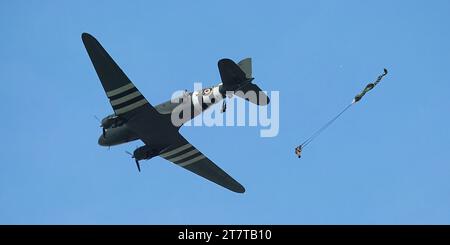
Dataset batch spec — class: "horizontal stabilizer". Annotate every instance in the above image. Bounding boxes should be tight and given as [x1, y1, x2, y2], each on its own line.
[218, 58, 270, 105]
[235, 83, 270, 105]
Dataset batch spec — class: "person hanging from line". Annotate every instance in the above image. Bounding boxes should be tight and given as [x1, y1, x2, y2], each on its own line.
[295, 145, 303, 158]
[295, 68, 388, 158]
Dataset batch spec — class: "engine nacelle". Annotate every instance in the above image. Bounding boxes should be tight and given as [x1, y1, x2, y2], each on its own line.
[133, 145, 160, 161]
[101, 115, 126, 129]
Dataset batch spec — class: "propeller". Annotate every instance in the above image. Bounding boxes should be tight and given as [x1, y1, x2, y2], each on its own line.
[94, 115, 107, 138]
[94, 115, 101, 125]
[135, 160, 141, 172]
[126, 150, 141, 172]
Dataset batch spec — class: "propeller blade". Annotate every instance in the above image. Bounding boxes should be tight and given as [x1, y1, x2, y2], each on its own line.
[125, 151, 133, 156]
[135, 160, 141, 172]
[102, 128, 106, 138]
[94, 115, 101, 126]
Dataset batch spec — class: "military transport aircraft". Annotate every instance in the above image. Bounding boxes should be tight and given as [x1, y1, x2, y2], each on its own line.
[82, 33, 270, 193]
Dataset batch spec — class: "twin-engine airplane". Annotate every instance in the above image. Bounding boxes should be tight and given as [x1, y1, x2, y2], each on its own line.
[82, 33, 270, 193]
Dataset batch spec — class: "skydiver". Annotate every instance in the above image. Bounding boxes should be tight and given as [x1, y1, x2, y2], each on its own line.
[295, 68, 388, 159]
[295, 145, 303, 158]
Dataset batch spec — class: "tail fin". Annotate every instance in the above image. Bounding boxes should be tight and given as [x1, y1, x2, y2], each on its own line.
[217, 58, 270, 105]
[238, 58, 252, 79]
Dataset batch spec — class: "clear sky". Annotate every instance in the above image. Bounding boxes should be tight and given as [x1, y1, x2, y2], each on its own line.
[1, 0, 449, 224]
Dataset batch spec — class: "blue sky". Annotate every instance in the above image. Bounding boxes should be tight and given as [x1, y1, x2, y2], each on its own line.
[1, 0, 449, 224]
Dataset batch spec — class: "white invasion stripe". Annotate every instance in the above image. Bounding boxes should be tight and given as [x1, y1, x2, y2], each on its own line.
[178, 155, 206, 167]
[192, 91, 202, 113]
[212, 85, 224, 101]
[106, 83, 135, 97]
[110, 91, 142, 106]
[159, 144, 192, 158]
[114, 99, 147, 114]
[166, 149, 199, 162]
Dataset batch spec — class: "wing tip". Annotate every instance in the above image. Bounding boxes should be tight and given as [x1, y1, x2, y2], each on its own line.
[230, 184, 246, 194]
[81, 33, 99, 47]
[81, 32, 93, 41]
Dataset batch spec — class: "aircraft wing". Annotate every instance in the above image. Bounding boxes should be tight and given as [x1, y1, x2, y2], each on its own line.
[158, 133, 245, 193]
[82, 33, 156, 119]
[82, 33, 178, 149]
[83, 33, 244, 193]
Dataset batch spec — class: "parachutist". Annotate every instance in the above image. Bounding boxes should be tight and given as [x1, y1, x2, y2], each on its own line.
[296, 68, 388, 156]
[295, 145, 303, 158]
